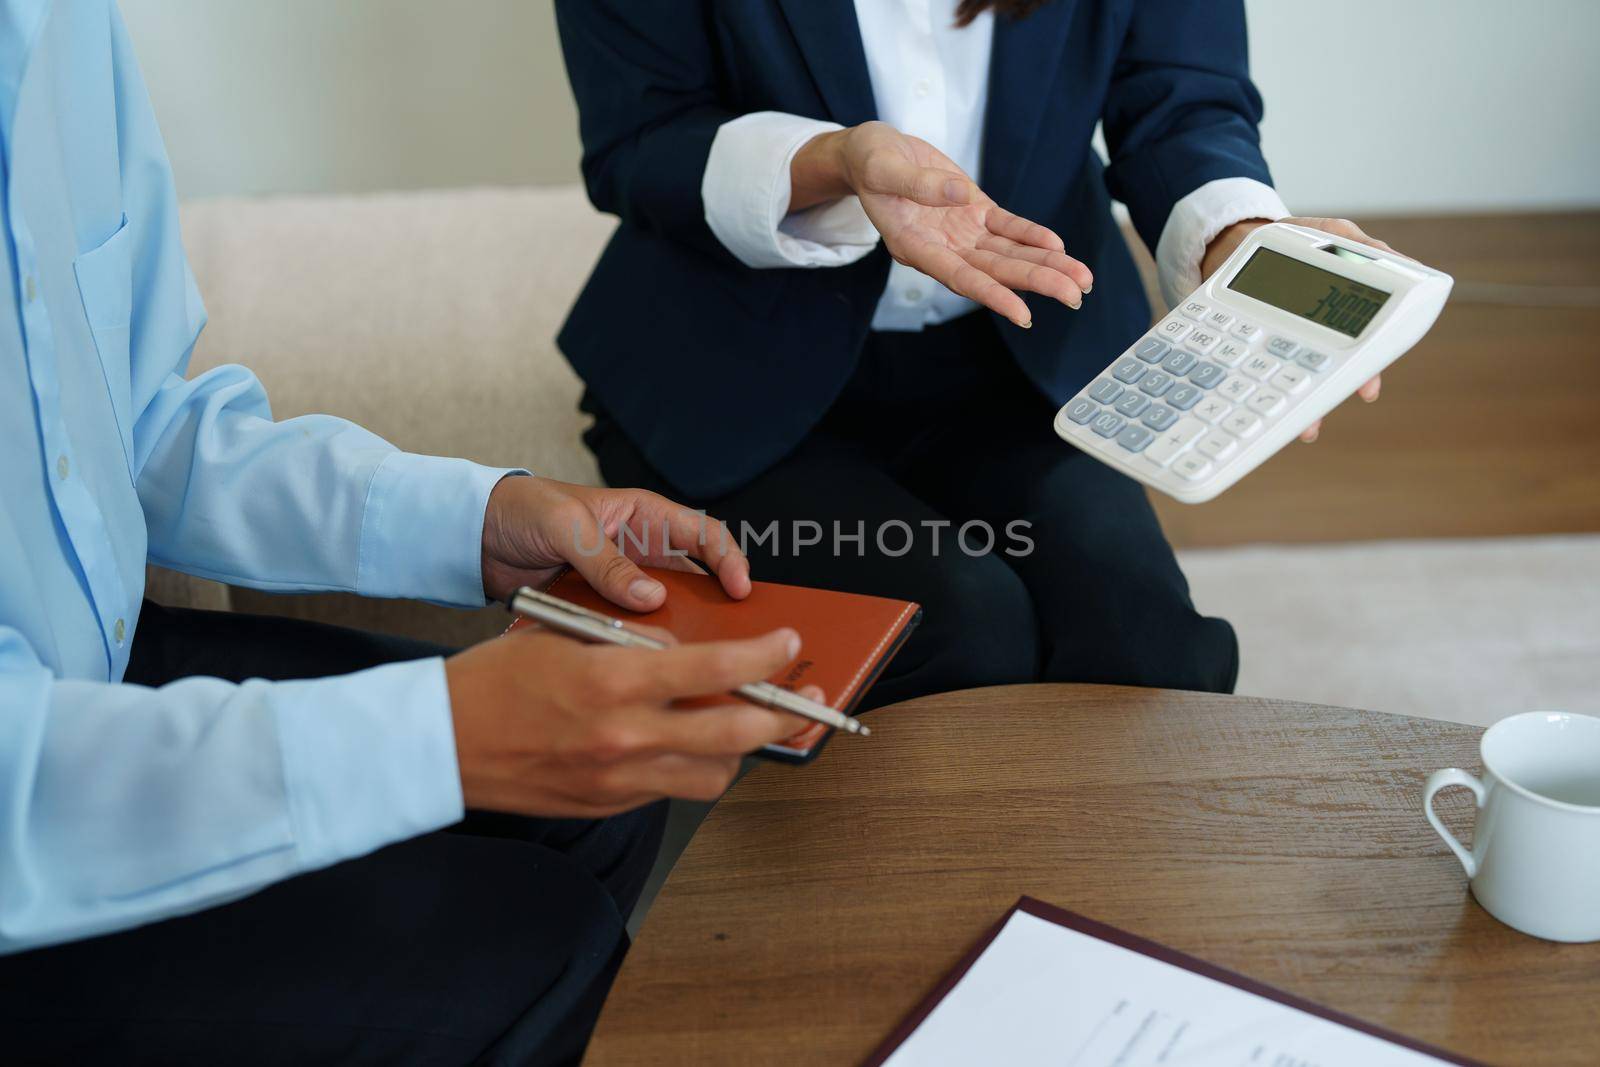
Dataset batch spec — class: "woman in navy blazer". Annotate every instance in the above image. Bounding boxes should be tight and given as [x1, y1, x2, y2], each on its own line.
[553, 0, 1389, 705]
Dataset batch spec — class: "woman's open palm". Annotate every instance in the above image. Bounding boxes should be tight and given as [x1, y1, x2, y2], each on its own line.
[841, 122, 1094, 327]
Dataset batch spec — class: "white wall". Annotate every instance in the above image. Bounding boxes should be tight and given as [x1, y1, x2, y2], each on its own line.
[1246, 0, 1600, 213]
[120, 0, 576, 196]
[122, 0, 1600, 214]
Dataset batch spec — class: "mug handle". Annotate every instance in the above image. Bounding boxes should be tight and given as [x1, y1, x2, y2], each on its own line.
[1424, 768, 1487, 878]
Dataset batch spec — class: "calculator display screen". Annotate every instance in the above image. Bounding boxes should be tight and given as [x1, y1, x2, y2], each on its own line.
[1227, 248, 1391, 338]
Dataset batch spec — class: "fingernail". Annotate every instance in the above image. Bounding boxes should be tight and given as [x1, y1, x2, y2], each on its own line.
[1303, 430, 1319, 443]
[1082, 284, 1093, 295]
[944, 179, 969, 203]
[784, 630, 801, 660]
[1069, 301, 1082, 311]
[629, 578, 663, 601]
[1015, 319, 1032, 329]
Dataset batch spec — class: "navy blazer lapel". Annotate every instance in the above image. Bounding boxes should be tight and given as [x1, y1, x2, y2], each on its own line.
[982, 0, 1082, 208]
[774, 0, 878, 126]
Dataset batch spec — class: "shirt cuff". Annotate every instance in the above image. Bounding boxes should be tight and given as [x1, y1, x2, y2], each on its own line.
[274, 657, 464, 870]
[357, 452, 526, 607]
[1155, 177, 1290, 310]
[702, 111, 880, 269]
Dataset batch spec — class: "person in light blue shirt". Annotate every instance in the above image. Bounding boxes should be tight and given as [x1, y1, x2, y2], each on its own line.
[0, 2, 810, 1062]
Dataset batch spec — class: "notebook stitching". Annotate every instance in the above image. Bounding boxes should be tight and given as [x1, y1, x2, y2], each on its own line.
[839, 602, 917, 704]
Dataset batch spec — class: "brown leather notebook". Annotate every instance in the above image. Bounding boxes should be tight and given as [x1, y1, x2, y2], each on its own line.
[505, 567, 921, 763]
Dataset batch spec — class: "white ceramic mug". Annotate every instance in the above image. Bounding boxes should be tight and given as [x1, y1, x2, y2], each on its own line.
[1424, 711, 1600, 942]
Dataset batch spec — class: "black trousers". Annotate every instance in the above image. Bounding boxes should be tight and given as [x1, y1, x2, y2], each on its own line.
[588, 312, 1238, 708]
[0, 601, 666, 1067]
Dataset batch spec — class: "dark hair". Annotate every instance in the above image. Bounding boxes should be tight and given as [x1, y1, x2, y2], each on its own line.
[954, 0, 1051, 27]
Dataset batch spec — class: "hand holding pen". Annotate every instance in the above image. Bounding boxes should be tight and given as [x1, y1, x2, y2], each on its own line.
[444, 607, 824, 818]
[507, 587, 870, 736]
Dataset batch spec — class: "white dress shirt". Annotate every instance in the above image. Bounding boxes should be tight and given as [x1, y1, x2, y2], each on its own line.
[700, 0, 1289, 327]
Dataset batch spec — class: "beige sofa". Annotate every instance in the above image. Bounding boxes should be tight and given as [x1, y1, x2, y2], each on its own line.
[153, 186, 618, 648]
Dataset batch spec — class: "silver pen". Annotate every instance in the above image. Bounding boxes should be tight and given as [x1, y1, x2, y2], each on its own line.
[506, 586, 870, 737]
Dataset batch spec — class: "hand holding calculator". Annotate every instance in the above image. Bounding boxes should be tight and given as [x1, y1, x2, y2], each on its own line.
[1054, 222, 1452, 503]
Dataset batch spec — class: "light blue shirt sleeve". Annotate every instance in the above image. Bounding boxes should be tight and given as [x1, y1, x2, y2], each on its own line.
[0, 629, 464, 951]
[135, 363, 515, 607]
[0, 1, 521, 952]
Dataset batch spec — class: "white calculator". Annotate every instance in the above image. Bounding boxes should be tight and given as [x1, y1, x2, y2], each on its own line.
[1054, 222, 1453, 503]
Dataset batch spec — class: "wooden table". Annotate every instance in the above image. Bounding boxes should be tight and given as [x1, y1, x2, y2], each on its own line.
[585, 685, 1600, 1066]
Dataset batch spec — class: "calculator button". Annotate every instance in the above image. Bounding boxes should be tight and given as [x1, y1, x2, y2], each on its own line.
[1144, 418, 1204, 466]
[1296, 349, 1332, 371]
[1246, 390, 1287, 417]
[1205, 309, 1234, 331]
[1114, 392, 1150, 418]
[1241, 354, 1281, 381]
[1196, 431, 1238, 461]
[1265, 335, 1299, 359]
[1183, 329, 1223, 355]
[1134, 337, 1170, 364]
[1193, 396, 1232, 423]
[1223, 410, 1263, 438]
[1166, 384, 1203, 411]
[1064, 398, 1099, 424]
[1088, 378, 1124, 403]
[1270, 367, 1311, 394]
[1231, 321, 1262, 343]
[1218, 375, 1255, 402]
[1138, 371, 1176, 397]
[1142, 432, 1186, 467]
[1170, 417, 1207, 445]
[1161, 349, 1197, 375]
[1179, 300, 1210, 321]
[1141, 405, 1179, 431]
[1212, 341, 1250, 368]
[1188, 362, 1227, 389]
[1172, 453, 1214, 482]
[1091, 412, 1126, 438]
[1112, 358, 1148, 384]
[1157, 318, 1192, 343]
[1115, 424, 1154, 453]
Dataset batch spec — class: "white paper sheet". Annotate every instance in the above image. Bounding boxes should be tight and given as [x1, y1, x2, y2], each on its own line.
[884, 910, 1456, 1066]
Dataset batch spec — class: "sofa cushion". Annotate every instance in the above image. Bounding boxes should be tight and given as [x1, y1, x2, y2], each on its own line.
[156, 186, 615, 644]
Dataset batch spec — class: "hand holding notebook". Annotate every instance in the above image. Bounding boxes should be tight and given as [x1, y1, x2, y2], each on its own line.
[507, 567, 921, 762]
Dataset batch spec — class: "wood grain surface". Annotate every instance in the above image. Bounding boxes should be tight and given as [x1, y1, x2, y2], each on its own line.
[584, 685, 1600, 1066]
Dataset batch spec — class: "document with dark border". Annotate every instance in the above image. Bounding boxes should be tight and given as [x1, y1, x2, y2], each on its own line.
[867, 898, 1482, 1067]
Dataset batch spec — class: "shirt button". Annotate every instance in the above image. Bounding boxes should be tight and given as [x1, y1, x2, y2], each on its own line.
[114, 618, 126, 645]
[904, 288, 925, 304]
[914, 79, 931, 98]
[56, 454, 69, 480]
